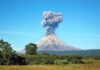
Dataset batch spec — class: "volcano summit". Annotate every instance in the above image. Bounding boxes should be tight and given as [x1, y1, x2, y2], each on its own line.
[37, 11, 80, 52]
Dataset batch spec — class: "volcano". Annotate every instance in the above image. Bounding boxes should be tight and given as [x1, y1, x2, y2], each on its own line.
[37, 11, 80, 53]
[37, 34, 80, 52]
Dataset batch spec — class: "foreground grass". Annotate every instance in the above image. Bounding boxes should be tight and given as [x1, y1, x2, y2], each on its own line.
[0, 59, 100, 70]
[0, 63, 100, 70]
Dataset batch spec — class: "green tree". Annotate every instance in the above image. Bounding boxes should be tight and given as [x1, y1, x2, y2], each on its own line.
[0, 39, 14, 65]
[25, 43, 37, 55]
[0, 39, 26, 65]
[0, 39, 14, 58]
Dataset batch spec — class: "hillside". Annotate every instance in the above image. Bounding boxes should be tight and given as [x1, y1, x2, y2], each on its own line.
[38, 49, 100, 56]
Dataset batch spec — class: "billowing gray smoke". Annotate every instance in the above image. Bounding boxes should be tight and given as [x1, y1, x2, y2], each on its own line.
[41, 11, 63, 35]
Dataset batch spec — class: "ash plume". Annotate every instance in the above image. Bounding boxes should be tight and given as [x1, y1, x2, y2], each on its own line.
[37, 11, 80, 53]
[41, 11, 63, 35]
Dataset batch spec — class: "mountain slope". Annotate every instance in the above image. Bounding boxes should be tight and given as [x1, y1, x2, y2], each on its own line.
[37, 34, 80, 52]
[43, 49, 100, 56]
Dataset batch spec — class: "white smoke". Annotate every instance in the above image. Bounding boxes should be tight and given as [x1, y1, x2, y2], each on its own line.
[41, 11, 63, 35]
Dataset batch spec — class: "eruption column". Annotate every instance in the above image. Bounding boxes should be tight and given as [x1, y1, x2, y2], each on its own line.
[41, 11, 63, 36]
[37, 11, 80, 52]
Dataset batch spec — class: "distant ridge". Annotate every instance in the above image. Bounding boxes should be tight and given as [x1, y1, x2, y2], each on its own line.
[38, 49, 100, 56]
[18, 49, 100, 56]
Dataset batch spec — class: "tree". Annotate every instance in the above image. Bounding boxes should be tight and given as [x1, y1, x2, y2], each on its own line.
[0, 39, 26, 65]
[0, 39, 14, 58]
[25, 43, 37, 55]
[0, 39, 14, 65]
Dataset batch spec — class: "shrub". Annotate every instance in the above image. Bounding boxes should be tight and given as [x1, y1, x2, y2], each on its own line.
[54, 59, 68, 64]
[70, 58, 84, 64]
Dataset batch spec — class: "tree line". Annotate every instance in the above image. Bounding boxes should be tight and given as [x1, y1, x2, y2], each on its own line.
[0, 39, 99, 65]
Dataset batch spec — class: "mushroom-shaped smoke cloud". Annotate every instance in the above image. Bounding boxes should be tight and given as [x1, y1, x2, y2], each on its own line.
[41, 11, 63, 36]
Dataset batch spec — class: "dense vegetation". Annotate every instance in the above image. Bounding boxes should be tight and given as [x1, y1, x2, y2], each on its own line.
[0, 39, 100, 65]
[21, 54, 84, 65]
[0, 39, 26, 65]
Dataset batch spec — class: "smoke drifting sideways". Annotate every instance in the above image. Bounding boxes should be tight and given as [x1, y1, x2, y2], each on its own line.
[41, 11, 63, 36]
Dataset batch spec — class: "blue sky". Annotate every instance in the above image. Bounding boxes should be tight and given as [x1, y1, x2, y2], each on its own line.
[0, 0, 100, 51]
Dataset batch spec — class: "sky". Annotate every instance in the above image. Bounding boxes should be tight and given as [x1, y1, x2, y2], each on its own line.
[0, 0, 100, 51]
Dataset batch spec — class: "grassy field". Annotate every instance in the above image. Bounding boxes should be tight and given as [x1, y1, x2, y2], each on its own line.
[0, 59, 100, 70]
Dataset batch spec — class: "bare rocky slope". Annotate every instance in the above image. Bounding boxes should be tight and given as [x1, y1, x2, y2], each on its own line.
[37, 34, 80, 52]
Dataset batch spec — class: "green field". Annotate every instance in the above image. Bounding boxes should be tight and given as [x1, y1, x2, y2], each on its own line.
[0, 59, 100, 70]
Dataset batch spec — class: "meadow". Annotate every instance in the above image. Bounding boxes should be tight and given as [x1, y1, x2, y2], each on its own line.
[0, 60, 100, 70]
